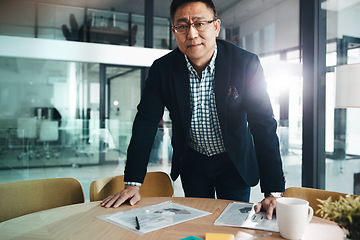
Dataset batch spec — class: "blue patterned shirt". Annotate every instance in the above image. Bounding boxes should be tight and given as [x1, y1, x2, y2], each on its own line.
[185, 45, 226, 156]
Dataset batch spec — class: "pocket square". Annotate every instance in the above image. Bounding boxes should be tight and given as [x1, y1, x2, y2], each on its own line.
[227, 85, 239, 100]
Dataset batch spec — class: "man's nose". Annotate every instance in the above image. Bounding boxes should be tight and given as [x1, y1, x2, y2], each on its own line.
[187, 24, 199, 39]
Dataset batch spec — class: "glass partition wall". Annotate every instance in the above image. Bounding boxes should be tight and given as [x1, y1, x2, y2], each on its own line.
[0, 1, 172, 50]
[0, 59, 99, 169]
[0, 59, 147, 169]
[0, 35, 171, 199]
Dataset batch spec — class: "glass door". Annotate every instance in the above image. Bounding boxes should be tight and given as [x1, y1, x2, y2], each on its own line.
[100, 65, 141, 164]
[324, 0, 360, 195]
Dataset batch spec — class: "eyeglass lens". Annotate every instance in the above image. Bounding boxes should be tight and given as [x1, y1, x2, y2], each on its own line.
[174, 20, 215, 33]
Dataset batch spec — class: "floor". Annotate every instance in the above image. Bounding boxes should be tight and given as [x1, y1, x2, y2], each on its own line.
[0, 151, 359, 203]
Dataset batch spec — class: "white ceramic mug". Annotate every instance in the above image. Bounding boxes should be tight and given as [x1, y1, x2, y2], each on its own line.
[276, 197, 313, 240]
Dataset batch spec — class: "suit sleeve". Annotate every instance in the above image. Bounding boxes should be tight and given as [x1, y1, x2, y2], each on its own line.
[124, 61, 165, 183]
[244, 54, 285, 193]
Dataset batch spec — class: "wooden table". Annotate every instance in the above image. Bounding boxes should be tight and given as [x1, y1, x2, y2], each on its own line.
[0, 197, 345, 240]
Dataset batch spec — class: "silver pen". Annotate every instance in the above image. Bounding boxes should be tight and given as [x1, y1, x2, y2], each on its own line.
[237, 232, 272, 240]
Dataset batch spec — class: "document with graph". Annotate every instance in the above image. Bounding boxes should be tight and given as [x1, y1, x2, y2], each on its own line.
[98, 201, 212, 234]
[214, 202, 279, 232]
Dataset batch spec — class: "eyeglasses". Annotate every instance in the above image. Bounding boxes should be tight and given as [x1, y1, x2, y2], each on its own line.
[173, 19, 217, 34]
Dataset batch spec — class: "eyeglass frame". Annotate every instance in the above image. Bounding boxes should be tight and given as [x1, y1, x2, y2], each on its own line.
[172, 19, 217, 33]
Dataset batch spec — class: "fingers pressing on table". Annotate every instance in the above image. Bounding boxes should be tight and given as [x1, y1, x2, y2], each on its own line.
[101, 185, 141, 208]
[254, 196, 277, 220]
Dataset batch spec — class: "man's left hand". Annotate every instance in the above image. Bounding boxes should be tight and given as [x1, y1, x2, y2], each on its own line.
[254, 197, 277, 220]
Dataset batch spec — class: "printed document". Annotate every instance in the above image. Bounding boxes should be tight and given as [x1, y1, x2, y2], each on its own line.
[214, 202, 279, 232]
[98, 201, 212, 234]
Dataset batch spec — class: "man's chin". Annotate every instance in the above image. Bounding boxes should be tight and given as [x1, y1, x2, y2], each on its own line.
[184, 47, 204, 58]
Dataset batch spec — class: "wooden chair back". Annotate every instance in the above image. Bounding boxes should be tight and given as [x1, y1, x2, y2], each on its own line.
[283, 186, 350, 217]
[90, 171, 173, 201]
[0, 178, 85, 222]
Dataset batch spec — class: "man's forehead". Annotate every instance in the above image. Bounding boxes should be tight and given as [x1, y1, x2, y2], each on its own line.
[175, 16, 205, 23]
[173, 2, 214, 23]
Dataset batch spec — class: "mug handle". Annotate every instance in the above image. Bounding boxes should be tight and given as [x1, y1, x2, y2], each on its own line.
[307, 206, 314, 223]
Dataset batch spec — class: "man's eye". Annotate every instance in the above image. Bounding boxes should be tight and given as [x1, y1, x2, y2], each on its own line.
[178, 25, 187, 29]
[194, 22, 204, 27]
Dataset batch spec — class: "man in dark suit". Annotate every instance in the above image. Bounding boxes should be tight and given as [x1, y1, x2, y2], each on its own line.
[101, 0, 285, 219]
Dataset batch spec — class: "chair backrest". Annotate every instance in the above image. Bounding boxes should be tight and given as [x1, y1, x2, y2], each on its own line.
[90, 171, 173, 202]
[39, 120, 59, 141]
[283, 187, 350, 217]
[0, 178, 85, 222]
[17, 117, 37, 139]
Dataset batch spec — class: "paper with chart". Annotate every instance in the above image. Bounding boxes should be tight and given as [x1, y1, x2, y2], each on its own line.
[214, 202, 279, 232]
[98, 201, 212, 234]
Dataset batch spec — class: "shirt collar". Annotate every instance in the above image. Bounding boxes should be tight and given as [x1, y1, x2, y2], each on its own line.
[185, 44, 217, 76]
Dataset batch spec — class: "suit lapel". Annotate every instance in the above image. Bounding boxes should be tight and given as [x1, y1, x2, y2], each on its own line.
[172, 52, 191, 138]
[214, 42, 231, 136]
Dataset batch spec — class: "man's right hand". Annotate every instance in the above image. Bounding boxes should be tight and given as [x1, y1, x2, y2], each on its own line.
[100, 185, 141, 208]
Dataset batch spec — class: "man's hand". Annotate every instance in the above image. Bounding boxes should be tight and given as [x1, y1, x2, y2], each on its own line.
[100, 185, 140, 208]
[254, 196, 278, 220]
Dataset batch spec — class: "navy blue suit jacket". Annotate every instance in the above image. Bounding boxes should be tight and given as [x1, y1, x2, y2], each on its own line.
[124, 39, 285, 193]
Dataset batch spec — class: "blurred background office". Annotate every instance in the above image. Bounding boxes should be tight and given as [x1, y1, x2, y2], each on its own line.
[0, 0, 359, 202]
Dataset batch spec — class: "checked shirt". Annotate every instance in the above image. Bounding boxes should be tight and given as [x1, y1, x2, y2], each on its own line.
[185, 45, 226, 156]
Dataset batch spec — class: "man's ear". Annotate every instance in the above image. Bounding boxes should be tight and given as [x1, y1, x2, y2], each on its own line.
[214, 19, 221, 37]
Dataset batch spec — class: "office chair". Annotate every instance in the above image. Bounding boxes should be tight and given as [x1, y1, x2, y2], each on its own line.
[90, 171, 173, 201]
[283, 186, 353, 217]
[0, 178, 85, 222]
[39, 120, 59, 159]
[16, 117, 37, 160]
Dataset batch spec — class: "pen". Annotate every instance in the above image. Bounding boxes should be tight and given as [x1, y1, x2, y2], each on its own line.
[237, 232, 272, 240]
[135, 216, 140, 230]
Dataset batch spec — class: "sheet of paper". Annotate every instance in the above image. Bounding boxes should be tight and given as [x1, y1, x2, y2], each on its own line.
[98, 201, 212, 234]
[214, 202, 279, 232]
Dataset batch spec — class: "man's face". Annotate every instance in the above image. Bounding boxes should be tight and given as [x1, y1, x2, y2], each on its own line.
[172, 2, 220, 67]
